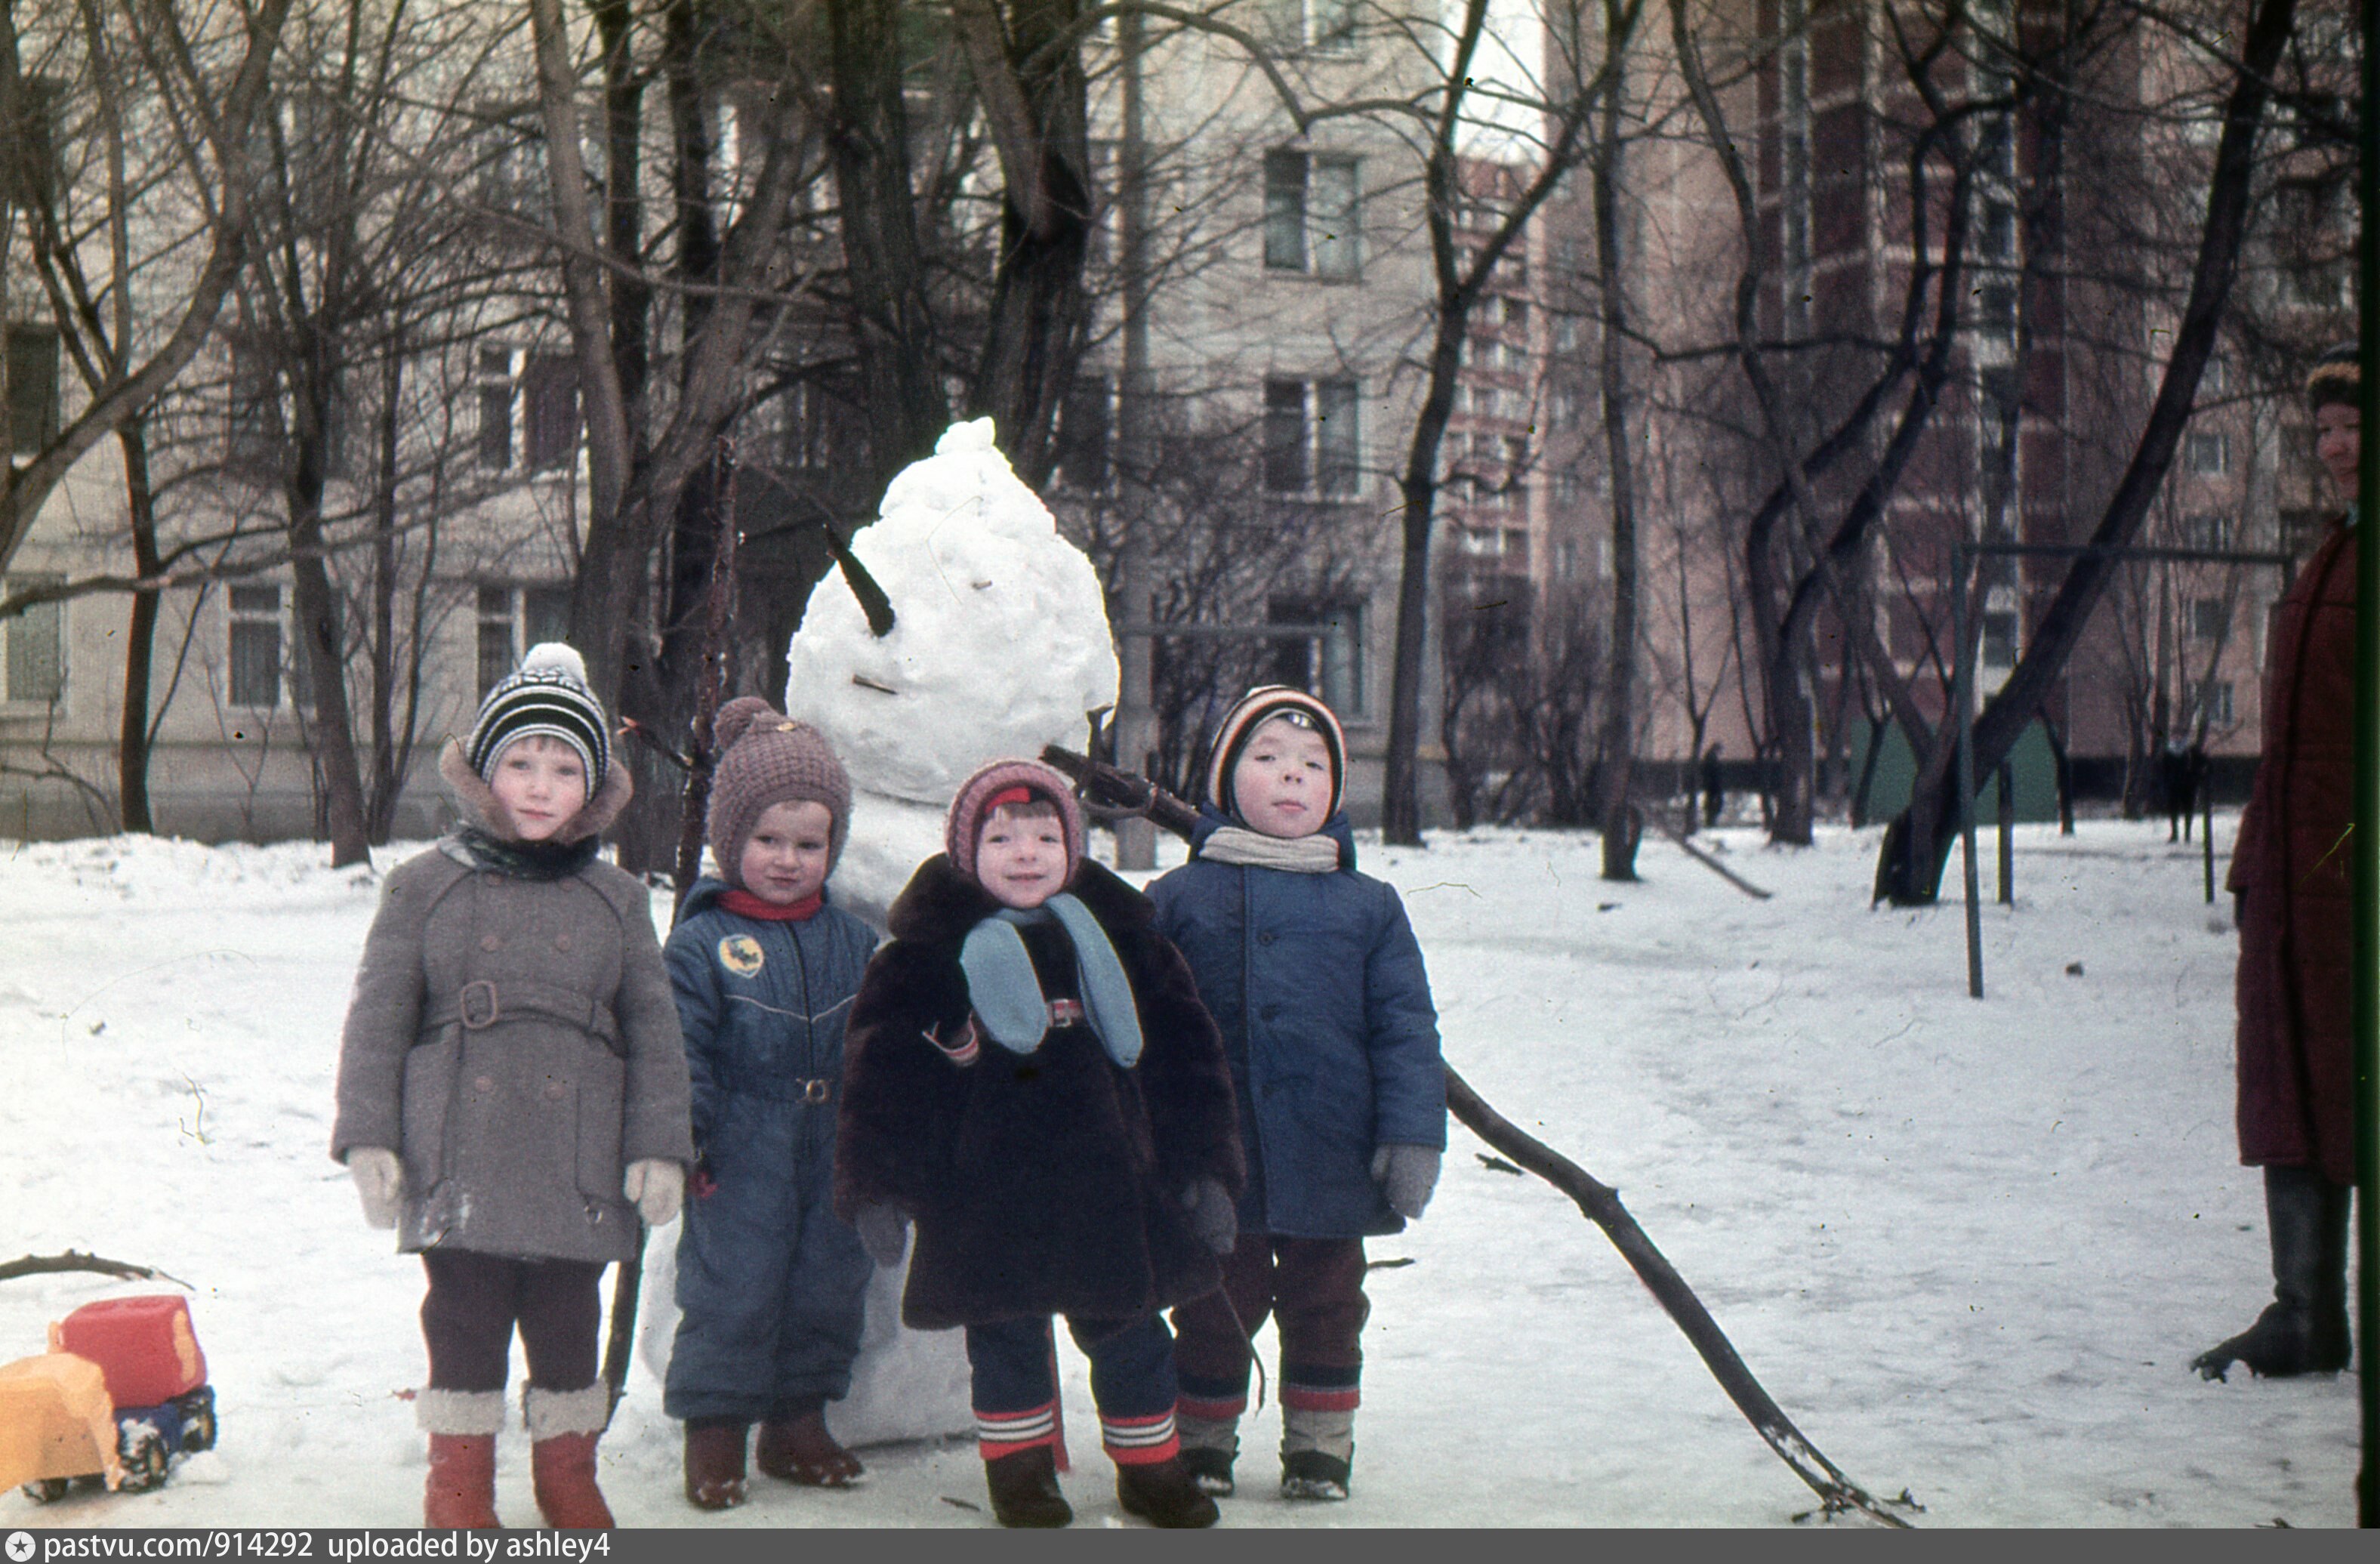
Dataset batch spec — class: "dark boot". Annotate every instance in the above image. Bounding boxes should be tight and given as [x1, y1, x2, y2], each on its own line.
[683, 1420, 748, 1511]
[423, 1434, 500, 1529]
[757, 1408, 864, 1487]
[1116, 1457, 1221, 1528]
[983, 1445, 1072, 1528]
[2193, 1166, 2354, 1380]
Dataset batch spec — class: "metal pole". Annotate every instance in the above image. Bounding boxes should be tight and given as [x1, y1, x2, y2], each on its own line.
[1953, 542, 1984, 998]
[1996, 760, 2015, 906]
[2354, 0, 2377, 1519]
[1111, 5, 1157, 872]
[2203, 780, 2215, 905]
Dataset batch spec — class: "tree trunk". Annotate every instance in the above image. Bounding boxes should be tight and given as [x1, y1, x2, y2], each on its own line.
[1592, 66, 1640, 881]
[116, 420, 159, 833]
[1873, 0, 2297, 904]
[825, 0, 950, 490]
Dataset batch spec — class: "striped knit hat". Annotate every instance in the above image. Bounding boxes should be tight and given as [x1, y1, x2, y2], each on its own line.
[706, 696, 853, 884]
[465, 642, 611, 785]
[945, 758, 1084, 883]
[2307, 341, 2360, 412]
[1204, 685, 1346, 821]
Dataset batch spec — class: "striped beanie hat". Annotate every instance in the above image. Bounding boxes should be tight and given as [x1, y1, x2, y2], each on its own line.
[1204, 685, 1346, 821]
[2306, 341, 2360, 411]
[945, 758, 1084, 883]
[465, 642, 611, 784]
[706, 696, 853, 882]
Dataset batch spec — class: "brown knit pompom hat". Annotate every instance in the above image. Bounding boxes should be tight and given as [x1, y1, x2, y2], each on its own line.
[944, 758, 1084, 884]
[706, 696, 853, 887]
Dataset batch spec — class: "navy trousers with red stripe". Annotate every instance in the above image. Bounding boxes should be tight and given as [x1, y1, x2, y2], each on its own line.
[1171, 1236, 1367, 1421]
[965, 1313, 1181, 1466]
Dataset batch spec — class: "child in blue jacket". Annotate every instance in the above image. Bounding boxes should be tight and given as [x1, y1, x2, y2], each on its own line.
[663, 698, 880, 1509]
[1147, 686, 1446, 1504]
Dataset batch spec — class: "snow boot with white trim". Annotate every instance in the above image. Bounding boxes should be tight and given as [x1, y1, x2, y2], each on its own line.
[1279, 1405, 1353, 1501]
[419, 1389, 505, 1529]
[526, 1386, 615, 1529]
[2192, 1165, 2354, 1381]
[1176, 1413, 1238, 1497]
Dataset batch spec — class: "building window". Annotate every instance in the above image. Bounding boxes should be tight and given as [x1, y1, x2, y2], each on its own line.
[229, 585, 283, 709]
[2, 575, 64, 704]
[1269, 597, 1364, 714]
[2184, 513, 2233, 551]
[2200, 679, 2235, 726]
[2185, 430, 2230, 476]
[7, 323, 60, 455]
[476, 347, 515, 470]
[1263, 0, 1358, 51]
[227, 338, 282, 478]
[1262, 377, 1360, 496]
[1264, 150, 1360, 279]
[522, 352, 579, 474]
[2190, 597, 2227, 640]
[477, 582, 573, 696]
[1981, 608, 2018, 666]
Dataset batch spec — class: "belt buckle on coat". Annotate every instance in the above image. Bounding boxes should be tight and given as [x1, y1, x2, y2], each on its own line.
[458, 979, 499, 1029]
[1047, 998, 1084, 1029]
[801, 1078, 831, 1104]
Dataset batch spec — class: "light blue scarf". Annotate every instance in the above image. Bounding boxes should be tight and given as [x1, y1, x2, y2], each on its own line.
[958, 893, 1144, 1067]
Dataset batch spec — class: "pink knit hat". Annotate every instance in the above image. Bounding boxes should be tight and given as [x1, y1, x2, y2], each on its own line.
[706, 696, 853, 887]
[945, 758, 1084, 883]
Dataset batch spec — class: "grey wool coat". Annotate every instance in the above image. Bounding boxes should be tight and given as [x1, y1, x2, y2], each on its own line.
[330, 742, 693, 1263]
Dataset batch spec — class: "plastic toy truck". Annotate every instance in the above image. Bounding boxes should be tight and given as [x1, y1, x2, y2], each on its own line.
[0, 1295, 217, 1502]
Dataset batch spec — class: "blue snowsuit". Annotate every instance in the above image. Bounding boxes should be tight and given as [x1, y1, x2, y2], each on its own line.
[1147, 810, 1446, 1239]
[661, 878, 880, 1422]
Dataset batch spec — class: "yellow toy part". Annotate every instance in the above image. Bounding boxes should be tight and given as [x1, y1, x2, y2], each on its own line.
[0, 1352, 124, 1495]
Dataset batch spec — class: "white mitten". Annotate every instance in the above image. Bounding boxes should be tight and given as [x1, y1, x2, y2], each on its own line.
[624, 1158, 685, 1227]
[348, 1146, 403, 1229]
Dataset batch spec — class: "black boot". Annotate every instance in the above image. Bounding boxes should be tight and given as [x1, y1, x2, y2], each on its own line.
[984, 1446, 1071, 1528]
[2192, 1166, 2354, 1380]
[1115, 1457, 1221, 1528]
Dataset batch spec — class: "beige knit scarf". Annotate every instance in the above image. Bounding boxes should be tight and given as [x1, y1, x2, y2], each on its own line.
[1197, 826, 1340, 874]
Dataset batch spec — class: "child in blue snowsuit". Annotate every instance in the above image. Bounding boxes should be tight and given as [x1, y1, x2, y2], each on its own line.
[663, 698, 880, 1509]
[1148, 686, 1447, 1504]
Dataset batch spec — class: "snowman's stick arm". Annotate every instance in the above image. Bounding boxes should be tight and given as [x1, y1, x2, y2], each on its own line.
[1038, 742, 1913, 1528]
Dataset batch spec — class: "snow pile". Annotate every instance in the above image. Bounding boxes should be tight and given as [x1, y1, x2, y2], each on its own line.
[658, 420, 1122, 1446]
[782, 417, 1118, 920]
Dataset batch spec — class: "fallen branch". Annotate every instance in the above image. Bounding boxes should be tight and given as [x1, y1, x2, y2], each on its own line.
[1645, 810, 1775, 900]
[1042, 745, 1910, 1527]
[0, 1251, 192, 1289]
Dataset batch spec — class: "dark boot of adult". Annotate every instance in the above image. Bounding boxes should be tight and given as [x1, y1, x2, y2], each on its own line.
[2193, 1165, 2353, 1380]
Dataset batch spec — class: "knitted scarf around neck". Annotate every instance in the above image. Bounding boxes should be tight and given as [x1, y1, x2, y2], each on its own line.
[440, 827, 601, 881]
[1198, 825, 1340, 874]
[958, 894, 1143, 1066]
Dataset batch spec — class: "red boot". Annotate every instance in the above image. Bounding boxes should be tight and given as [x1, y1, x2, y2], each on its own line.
[424, 1434, 500, 1529]
[531, 1433, 613, 1529]
[526, 1387, 615, 1530]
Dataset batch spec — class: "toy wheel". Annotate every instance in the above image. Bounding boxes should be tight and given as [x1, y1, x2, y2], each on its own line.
[178, 1387, 218, 1452]
[118, 1427, 169, 1493]
[22, 1477, 71, 1504]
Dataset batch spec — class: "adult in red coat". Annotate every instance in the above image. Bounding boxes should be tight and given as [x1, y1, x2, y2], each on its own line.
[2194, 344, 2360, 1381]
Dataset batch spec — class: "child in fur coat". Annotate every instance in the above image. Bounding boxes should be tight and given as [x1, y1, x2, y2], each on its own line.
[330, 643, 692, 1530]
[834, 759, 1244, 1529]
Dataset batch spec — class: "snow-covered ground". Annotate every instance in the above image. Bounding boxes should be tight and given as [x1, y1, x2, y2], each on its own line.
[0, 819, 2360, 1528]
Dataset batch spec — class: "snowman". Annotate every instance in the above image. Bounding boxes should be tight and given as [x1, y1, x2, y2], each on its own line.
[642, 418, 1121, 1446]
